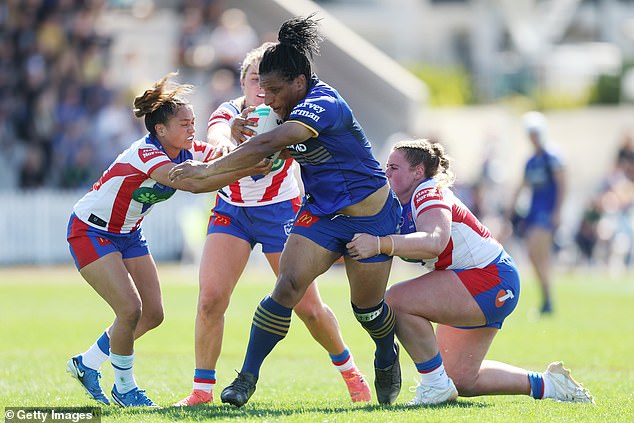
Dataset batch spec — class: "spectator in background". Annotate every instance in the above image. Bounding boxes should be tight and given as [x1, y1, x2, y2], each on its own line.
[209, 8, 258, 79]
[507, 111, 566, 315]
[573, 132, 634, 271]
[2, 0, 134, 189]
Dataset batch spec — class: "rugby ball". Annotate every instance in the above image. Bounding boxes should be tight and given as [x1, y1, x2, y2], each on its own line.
[246, 105, 283, 160]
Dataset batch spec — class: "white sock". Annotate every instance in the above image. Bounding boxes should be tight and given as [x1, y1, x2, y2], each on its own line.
[420, 363, 450, 388]
[110, 352, 138, 394]
[542, 372, 554, 398]
[81, 334, 110, 370]
[193, 381, 215, 393]
[330, 348, 356, 373]
[336, 356, 356, 373]
[193, 369, 216, 393]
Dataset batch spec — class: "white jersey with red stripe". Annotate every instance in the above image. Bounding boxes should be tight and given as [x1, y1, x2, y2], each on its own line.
[406, 178, 503, 270]
[208, 98, 300, 206]
[73, 134, 215, 233]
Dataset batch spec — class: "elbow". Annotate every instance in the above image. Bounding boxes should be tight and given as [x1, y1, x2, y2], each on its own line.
[429, 246, 445, 258]
[425, 239, 448, 259]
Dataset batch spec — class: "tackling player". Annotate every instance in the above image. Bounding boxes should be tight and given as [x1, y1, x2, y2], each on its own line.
[65, 73, 269, 407]
[347, 139, 593, 405]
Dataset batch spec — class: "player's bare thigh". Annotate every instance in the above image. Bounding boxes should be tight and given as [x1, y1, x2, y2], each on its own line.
[386, 270, 485, 327]
[199, 233, 252, 303]
[344, 255, 392, 308]
[271, 233, 339, 308]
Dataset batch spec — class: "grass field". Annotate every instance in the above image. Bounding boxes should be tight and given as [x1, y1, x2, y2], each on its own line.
[1, 261, 633, 422]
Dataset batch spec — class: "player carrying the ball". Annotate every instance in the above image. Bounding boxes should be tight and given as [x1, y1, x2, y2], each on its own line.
[170, 14, 403, 406]
[174, 42, 371, 407]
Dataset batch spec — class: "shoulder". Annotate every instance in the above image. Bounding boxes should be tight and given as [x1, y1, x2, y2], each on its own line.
[545, 146, 565, 167]
[306, 79, 338, 103]
[209, 98, 243, 122]
[412, 179, 444, 209]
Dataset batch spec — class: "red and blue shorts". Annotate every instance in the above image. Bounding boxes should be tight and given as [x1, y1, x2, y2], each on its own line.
[207, 196, 302, 253]
[453, 250, 520, 329]
[67, 213, 149, 270]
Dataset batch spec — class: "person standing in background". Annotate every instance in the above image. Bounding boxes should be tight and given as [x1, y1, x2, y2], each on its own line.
[507, 111, 566, 315]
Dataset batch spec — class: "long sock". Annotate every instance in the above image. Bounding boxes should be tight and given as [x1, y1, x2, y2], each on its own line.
[528, 371, 545, 399]
[242, 295, 292, 378]
[352, 300, 396, 369]
[329, 347, 355, 373]
[415, 352, 448, 387]
[193, 369, 216, 393]
[111, 353, 137, 394]
[81, 331, 110, 370]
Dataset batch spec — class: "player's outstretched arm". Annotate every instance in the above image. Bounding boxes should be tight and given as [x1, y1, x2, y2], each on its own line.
[152, 159, 271, 193]
[169, 121, 310, 182]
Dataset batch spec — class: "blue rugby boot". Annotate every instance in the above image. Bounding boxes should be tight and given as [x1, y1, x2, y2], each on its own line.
[111, 385, 158, 407]
[66, 355, 110, 405]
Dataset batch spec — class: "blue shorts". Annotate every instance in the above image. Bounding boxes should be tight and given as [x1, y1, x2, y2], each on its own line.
[453, 251, 520, 329]
[525, 210, 554, 231]
[291, 190, 402, 263]
[207, 196, 301, 253]
[67, 213, 149, 270]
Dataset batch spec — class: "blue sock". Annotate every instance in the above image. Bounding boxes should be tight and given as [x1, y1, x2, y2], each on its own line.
[353, 301, 396, 369]
[329, 348, 350, 364]
[242, 296, 292, 378]
[96, 331, 110, 355]
[528, 371, 544, 399]
[415, 352, 443, 373]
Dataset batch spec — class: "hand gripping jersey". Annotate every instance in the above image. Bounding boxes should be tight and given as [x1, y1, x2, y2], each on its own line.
[73, 134, 214, 233]
[285, 76, 387, 216]
[207, 98, 300, 206]
[401, 178, 503, 271]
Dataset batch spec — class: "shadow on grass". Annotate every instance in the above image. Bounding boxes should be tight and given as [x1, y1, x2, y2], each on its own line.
[100, 399, 490, 420]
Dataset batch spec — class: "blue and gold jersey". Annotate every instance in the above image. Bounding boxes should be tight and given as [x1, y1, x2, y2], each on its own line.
[286, 76, 387, 215]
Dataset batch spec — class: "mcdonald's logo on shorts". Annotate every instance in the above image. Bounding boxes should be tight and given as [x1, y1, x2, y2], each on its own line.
[294, 211, 319, 228]
[97, 237, 111, 247]
[212, 213, 231, 226]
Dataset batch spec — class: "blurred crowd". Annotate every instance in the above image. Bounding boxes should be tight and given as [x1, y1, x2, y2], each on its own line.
[0, 0, 145, 190]
[0, 0, 259, 191]
[574, 134, 634, 271]
[463, 131, 634, 274]
[1, 0, 632, 271]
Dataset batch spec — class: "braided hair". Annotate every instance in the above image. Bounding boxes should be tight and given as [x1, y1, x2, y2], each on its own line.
[259, 13, 323, 81]
[393, 139, 455, 189]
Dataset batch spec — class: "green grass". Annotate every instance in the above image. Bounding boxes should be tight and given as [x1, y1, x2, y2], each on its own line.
[1, 262, 633, 422]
